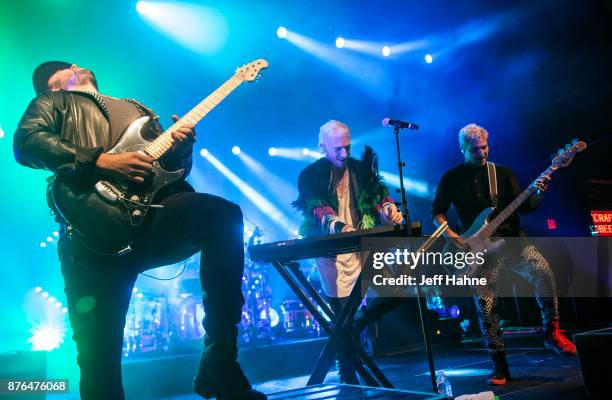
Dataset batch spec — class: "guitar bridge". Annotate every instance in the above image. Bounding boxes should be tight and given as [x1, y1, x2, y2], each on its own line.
[95, 181, 124, 203]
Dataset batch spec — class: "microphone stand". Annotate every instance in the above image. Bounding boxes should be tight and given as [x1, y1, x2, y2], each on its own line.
[392, 125, 438, 393]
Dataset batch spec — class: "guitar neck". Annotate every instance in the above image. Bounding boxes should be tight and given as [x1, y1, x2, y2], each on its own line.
[480, 166, 555, 238]
[143, 75, 243, 159]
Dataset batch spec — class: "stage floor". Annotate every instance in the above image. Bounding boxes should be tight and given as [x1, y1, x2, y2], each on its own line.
[158, 334, 587, 400]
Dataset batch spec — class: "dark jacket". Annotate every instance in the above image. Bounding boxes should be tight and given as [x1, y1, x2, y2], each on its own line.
[13, 90, 193, 202]
[292, 146, 393, 237]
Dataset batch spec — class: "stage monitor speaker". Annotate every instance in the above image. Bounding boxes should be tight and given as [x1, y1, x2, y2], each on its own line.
[574, 327, 612, 399]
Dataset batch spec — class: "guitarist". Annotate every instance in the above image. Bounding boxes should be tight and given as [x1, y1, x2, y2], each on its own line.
[13, 61, 266, 400]
[431, 123, 576, 386]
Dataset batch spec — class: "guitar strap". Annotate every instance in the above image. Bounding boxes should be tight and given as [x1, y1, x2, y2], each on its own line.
[486, 161, 498, 208]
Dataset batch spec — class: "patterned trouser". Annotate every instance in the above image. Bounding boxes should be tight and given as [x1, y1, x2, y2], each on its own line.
[472, 243, 559, 354]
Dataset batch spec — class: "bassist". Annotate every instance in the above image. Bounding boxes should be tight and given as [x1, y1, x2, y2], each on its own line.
[431, 123, 576, 386]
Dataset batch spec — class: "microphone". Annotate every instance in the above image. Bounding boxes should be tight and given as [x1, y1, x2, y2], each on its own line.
[382, 117, 419, 130]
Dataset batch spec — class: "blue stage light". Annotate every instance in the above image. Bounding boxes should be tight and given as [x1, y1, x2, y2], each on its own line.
[425, 54, 433, 63]
[335, 37, 345, 48]
[232, 146, 241, 155]
[382, 46, 391, 57]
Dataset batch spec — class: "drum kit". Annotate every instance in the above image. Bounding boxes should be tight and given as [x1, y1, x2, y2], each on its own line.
[122, 224, 321, 357]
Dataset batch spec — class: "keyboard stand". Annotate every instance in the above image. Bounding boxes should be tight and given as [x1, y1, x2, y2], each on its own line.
[270, 260, 393, 387]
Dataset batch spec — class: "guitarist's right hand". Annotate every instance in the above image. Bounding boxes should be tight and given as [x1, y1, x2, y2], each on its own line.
[95, 152, 154, 183]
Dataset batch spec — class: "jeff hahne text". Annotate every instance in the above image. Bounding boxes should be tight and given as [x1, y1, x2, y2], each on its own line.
[370, 248, 488, 287]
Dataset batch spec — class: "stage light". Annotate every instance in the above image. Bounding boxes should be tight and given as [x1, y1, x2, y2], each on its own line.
[268, 147, 277, 156]
[40, 242, 47, 248]
[137, 1, 228, 54]
[46, 236, 53, 243]
[236, 151, 299, 214]
[201, 151, 298, 234]
[302, 148, 324, 159]
[379, 171, 431, 198]
[335, 37, 345, 48]
[41, 292, 49, 298]
[200, 148, 209, 157]
[0, 123, 4, 139]
[28, 324, 65, 351]
[425, 54, 433, 63]
[136, 1, 151, 15]
[232, 146, 241, 155]
[35, 287, 42, 292]
[53, 231, 59, 237]
[277, 26, 288, 39]
[382, 46, 391, 57]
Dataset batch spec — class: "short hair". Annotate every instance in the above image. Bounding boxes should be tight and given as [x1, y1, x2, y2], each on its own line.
[458, 123, 489, 150]
[318, 120, 350, 147]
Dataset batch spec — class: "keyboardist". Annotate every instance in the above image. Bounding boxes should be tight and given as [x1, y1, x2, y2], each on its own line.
[292, 120, 403, 384]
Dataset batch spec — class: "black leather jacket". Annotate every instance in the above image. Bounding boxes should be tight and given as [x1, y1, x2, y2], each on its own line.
[13, 90, 193, 190]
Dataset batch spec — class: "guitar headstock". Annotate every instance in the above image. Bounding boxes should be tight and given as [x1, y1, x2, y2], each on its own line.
[550, 139, 587, 170]
[235, 59, 269, 82]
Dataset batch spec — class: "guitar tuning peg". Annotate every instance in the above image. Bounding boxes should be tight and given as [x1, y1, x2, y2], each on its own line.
[564, 144, 571, 151]
[557, 148, 564, 155]
[571, 138, 579, 145]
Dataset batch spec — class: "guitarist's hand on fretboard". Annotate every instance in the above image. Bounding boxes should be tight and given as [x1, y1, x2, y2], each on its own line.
[170, 114, 196, 155]
[533, 175, 551, 195]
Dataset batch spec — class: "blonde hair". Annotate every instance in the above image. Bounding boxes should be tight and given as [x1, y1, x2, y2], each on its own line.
[458, 123, 489, 150]
[318, 120, 350, 147]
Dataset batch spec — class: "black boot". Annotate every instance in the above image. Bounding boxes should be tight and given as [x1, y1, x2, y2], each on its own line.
[328, 297, 360, 385]
[193, 327, 266, 400]
[353, 297, 405, 333]
[486, 351, 511, 386]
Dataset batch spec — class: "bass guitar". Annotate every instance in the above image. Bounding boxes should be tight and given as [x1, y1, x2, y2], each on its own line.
[443, 139, 587, 275]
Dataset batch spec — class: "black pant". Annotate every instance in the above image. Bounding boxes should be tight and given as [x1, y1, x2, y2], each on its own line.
[59, 192, 245, 400]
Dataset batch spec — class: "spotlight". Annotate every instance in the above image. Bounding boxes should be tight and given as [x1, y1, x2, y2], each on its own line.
[302, 148, 309, 155]
[136, 1, 151, 15]
[382, 46, 391, 57]
[46, 236, 53, 243]
[29, 324, 65, 351]
[200, 148, 209, 157]
[277, 26, 288, 39]
[335, 37, 345, 48]
[232, 146, 241, 155]
[425, 54, 433, 64]
[41, 292, 49, 298]
[40, 242, 47, 248]
[268, 147, 277, 156]
[53, 231, 59, 237]
[35, 287, 42, 292]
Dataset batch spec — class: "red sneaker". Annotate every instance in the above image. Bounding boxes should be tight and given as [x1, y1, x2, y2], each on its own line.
[544, 320, 577, 356]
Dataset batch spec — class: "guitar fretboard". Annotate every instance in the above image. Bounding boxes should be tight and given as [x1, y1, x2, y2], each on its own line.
[144, 76, 243, 159]
[478, 167, 554, 239]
